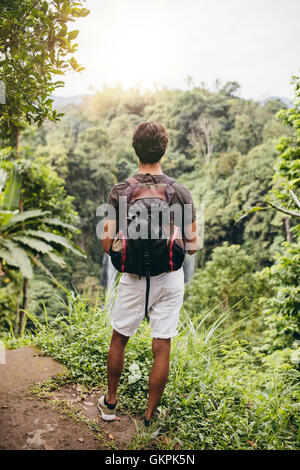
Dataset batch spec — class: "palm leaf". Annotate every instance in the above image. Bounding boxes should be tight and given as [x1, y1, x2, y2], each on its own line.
[3, 240, 33, 279]
[12, 235, 54, 254]
[2, 167, 21, 211]
[24, 229, 86, 257]
[4, 209, 50, 229]
[42, 218, 78, 232]
[47, 251, 66, 267]
[0, 248, 19, 267]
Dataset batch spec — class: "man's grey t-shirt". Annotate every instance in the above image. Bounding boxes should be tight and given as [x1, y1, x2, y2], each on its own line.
[106, 173, 196, 234]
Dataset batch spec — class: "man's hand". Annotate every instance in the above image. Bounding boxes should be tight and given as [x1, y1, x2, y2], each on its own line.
[102, 219, 116, 253]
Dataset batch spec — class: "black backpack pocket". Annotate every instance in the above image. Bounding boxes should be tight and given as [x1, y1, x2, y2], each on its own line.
[170, 238, 185, 271]
[109, 247, 123, 272]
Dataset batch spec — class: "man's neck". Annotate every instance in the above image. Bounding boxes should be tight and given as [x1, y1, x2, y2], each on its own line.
[138, 161, 164, 175]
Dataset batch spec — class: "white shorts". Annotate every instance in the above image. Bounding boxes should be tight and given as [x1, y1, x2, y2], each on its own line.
[111, 268, 185, 339]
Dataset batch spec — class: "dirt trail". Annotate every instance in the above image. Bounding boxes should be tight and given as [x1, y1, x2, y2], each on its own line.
[0, 346, 137, 450]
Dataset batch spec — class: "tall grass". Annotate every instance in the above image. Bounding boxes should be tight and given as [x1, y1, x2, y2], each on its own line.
[5, 286, 299, 450]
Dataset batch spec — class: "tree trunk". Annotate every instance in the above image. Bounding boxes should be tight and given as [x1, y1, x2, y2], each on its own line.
[19, 278, 29, 336]
[205, 131, 213, 164]
[223, 291, 229, 313]
[19, 190, 23, 213]
[14, 303, 20, 337]
[284, 217, 292, 243]
[16, 127, 20, 157]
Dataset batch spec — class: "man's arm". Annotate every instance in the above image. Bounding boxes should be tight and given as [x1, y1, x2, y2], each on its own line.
[102, 219, 116, 254]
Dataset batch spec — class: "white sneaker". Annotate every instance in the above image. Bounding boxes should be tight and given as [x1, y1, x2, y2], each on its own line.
[98, 395, 117, 421]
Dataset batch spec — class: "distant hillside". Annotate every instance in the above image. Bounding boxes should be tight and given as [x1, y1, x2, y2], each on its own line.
[259, 95, 291, 108]
[52, 94, 88, 108]
[52, 93, 291, 110]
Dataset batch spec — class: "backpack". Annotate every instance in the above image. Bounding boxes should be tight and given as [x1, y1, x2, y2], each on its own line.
[109, 173, 185, 316]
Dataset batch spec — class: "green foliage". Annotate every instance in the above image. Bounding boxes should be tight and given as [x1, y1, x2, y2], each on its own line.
[0, 269, 21, 332]
[192, 142, 283, 265]
[0, 155, 79, 225]
[0, 162, 84, 277]
[1, 166, 21, 210]
[27, 278, 62, 325]
[235, 75, 300, 223]
[183, 243, 267, 335]
[0, 161, 85, 334]
[232, 76, 300, 357]
[0, 0, 90, 147]
[270, 76, 300, 217]
[260, 241, 300, 354]
[235, 143, 286, 262]
[258, 76, 300, 357]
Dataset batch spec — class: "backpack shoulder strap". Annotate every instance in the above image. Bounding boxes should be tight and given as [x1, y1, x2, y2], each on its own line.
[122, 176, 140, 202]
[124, 176, 139, 186]
[159, 175, 176, 204]
[160, 175, 176, 185]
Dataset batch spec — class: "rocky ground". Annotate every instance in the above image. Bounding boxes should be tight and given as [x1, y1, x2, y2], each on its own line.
[0, 346, 137, 450]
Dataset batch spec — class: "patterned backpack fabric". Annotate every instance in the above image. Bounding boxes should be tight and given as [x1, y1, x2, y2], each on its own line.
[109, 173, 185, 316]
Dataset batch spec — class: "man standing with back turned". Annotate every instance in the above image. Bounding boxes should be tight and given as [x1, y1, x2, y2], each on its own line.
[100, 122, 198, 426]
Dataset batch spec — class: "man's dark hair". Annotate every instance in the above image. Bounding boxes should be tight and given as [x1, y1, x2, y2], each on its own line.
[132, 122, 169, 164]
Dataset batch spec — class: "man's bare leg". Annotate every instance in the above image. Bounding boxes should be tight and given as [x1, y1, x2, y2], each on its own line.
[145, 338, 171, 421]
[106, 329, 129, 405]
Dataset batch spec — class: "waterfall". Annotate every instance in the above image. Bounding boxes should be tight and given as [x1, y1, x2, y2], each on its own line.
[183, 254, 196, 283]
[101, 253, 117, 302]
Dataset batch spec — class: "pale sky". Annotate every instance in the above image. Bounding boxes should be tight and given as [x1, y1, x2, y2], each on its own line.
[56, 0, 300, 100]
